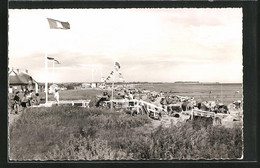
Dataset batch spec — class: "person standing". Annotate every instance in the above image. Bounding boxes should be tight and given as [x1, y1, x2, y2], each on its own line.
[160, 91, 164, 97]
[128, 92, 134, 100]
[26, 90, 32, 106]
[21, 93, 27, 111]
[13, 91, 20, 114]
[35, 93, 41, 105]
[54, 89, 60, 105]
[30, 90, 36, 106]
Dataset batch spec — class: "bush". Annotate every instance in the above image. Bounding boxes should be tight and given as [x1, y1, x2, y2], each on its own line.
[9, 106, 242, 160]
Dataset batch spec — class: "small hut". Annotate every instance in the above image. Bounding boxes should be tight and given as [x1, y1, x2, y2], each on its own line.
[8, 69, 38, 93]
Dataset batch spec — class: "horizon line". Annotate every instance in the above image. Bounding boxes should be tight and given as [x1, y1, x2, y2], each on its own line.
[36, 81, 243, 84]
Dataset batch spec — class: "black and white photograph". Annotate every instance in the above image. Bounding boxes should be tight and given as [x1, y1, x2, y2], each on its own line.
[8, 8, 243, 160]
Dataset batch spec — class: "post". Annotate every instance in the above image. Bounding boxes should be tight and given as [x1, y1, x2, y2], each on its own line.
[111, 72, 114, 110]
[45, 17, 49, 104]
[35, 82, 38, 93]
[52, 59, 55, 84]
[45, 52, 48, 104]
[100, 65, 103, 80]
[220, 83, 223, 103]
[91, 67, 94, 83]
[137, 102, 139, 114]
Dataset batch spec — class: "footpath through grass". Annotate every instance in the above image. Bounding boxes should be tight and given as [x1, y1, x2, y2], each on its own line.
[9, 107, 242, 160]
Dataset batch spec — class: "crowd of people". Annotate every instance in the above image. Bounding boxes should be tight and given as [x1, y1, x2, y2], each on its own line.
[9, 84, 241, 116]
[96, 86, 242, 115]
[9, 89, 40, 114]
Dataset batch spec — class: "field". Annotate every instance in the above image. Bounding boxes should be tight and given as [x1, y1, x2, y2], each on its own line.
[38, 89, 104, 106]
[9, 106, 242, 160]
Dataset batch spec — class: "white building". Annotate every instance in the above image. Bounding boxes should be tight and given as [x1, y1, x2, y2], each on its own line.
[82, 83, 91, 88]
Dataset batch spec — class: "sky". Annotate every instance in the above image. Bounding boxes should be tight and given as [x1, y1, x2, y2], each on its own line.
[9, 8, 243, 83]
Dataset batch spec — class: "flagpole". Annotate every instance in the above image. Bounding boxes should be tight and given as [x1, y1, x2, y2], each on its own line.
[45, 16, 49, 104]
[44, 16, 69, 105]
[100, 66, 103, 81]
[111, 70, 114, 110]
[221, 83, 223, 103]
[92, 68, 94, 83]
[52, 59, 54, 84]
[45, 51, 48, 104]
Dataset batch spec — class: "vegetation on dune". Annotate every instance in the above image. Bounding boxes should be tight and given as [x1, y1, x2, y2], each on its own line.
[9, 106, 242, 160]
[9, 107, 150, 160]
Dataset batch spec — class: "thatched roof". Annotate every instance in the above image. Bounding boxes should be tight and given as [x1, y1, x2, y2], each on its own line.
[9, 70, 37, 85]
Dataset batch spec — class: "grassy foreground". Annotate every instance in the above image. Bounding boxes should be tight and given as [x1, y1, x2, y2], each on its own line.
[9, 107, 242, 160]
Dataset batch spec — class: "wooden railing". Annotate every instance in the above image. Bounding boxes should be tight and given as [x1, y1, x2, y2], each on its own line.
[104, 99, 167, 119]
[48, 100, 90, 108]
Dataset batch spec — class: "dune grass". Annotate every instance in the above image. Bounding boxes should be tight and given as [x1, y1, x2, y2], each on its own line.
[9, 106, 242, 160]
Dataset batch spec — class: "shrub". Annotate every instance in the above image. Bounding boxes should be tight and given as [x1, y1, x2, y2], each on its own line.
[9, 106, 242, 160]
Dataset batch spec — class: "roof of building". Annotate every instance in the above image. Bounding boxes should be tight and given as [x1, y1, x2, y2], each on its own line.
[9, 69, 37, 85]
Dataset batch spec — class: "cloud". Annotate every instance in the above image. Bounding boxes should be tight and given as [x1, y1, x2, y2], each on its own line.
[9, 8, 242, 83]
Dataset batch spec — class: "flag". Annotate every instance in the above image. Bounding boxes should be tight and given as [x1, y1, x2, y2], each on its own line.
[115, 61, 120, 71]
[47, 57, 54, 60]
[47, 57, 60, 64]
[101, 77, 106, 83]
[118, 72, 122, 77]
[54, 59, 60, 64]
[47, 18, 70, 29]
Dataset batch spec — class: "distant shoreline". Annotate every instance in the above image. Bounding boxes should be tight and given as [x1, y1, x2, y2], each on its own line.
[37, 82, 242, 86]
